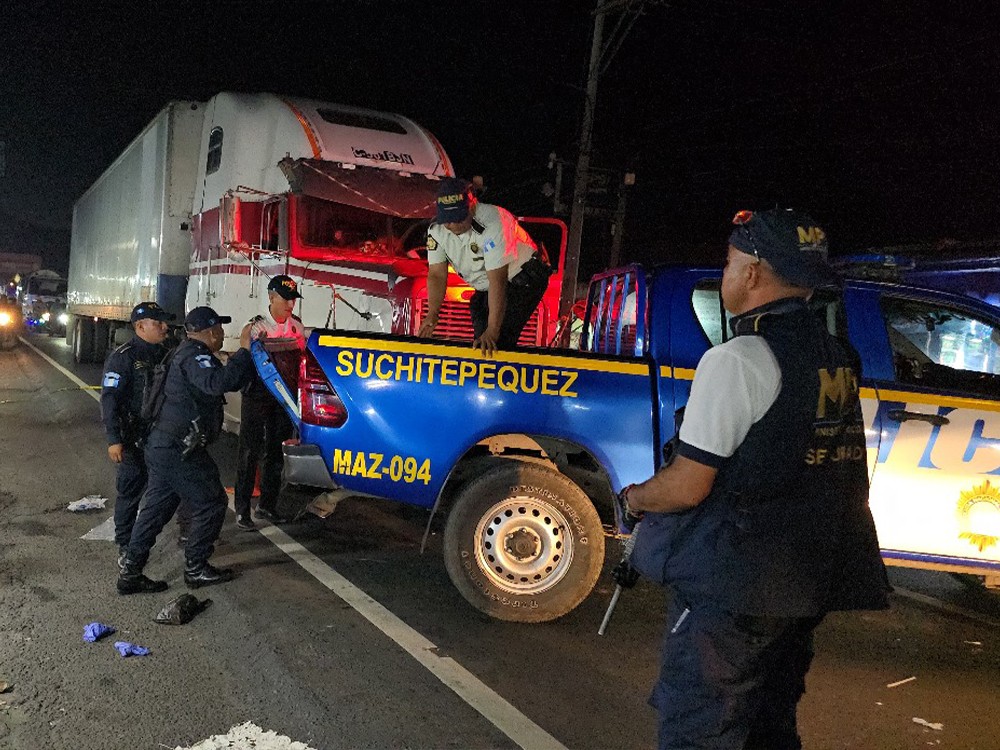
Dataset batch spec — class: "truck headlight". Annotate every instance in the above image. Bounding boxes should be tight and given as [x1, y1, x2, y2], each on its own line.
[0, 312, 10, 326]
[58, 313, 70, 325]
[41, 312, 51, 322]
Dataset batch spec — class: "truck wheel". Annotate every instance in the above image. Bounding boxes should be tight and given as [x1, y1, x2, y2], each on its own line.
[93, 320, 111, 362]
[73, 318, 94, 364]
[443, 461, 604, 623]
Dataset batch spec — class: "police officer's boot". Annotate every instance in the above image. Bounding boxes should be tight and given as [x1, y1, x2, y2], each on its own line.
[184, 560, 235, 589]
[117, 558, 169, 595]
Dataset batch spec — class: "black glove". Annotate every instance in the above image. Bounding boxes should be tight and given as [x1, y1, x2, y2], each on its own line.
[613, 485, 644, 533]
[611, 559, 640, 589]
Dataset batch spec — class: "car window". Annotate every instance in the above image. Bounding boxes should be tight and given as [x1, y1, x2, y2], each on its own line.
[691, 281, 846, 346]
[881, 295, 1000, 396]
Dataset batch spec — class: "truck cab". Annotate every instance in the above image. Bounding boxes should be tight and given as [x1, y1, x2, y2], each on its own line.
[20, 270, 67, 324]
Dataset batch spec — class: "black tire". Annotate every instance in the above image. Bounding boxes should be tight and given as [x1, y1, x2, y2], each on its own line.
[443, 461, 604, 623]
[93, 320, 111, 362]
[73, 317, 94, 364]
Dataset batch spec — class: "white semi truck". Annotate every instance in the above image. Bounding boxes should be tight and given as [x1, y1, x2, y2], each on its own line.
[66, 91, 503, 367]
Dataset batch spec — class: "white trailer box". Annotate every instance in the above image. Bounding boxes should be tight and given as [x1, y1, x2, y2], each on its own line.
[67, 101, 204, 358]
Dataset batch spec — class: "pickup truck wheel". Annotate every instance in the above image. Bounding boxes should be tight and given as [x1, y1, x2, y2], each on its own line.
[444, 462, 604, 623]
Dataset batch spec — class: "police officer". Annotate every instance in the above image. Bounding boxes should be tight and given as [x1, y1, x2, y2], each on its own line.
[620, 209, 891, 749]
[100, 302, 190, 567]
[117, 306, 254, 594]
[233, 275, 306, 530]
[419, 178, 551, 354]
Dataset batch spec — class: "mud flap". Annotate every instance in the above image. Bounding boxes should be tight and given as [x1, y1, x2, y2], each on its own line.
[250, 339, 301, 425]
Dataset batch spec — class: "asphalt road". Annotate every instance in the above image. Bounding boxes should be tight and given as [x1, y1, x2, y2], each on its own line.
[1, 332, 999, 750]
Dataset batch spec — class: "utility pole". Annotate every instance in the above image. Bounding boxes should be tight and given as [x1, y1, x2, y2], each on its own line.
[558, 0, 607, 325]
[608, 172, 635, 268]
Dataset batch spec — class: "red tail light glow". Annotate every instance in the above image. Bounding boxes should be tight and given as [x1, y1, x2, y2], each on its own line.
[299, 350, 347, 427]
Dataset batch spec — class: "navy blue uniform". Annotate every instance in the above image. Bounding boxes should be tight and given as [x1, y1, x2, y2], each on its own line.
[126, 339, 253, 568]
[100, 337, 189, 547]
[634, 299, 890, 750]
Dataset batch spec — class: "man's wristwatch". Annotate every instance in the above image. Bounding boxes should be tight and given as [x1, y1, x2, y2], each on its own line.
[615, 484, 644, 532]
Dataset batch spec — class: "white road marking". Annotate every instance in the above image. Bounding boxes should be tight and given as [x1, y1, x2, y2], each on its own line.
[255, 519, 567, 750]
[172, 721, 318, 749]
[81, 515, 116, 541]
[18, 336, 100, 403]
[22, 335, 566, 750]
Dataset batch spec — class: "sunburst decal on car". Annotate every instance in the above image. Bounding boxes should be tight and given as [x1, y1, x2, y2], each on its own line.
[957, 480, 1000, 553]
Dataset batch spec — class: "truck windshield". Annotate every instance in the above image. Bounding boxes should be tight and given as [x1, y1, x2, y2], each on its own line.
[294, 195, 429, 259]
[28, 278, 67, 296]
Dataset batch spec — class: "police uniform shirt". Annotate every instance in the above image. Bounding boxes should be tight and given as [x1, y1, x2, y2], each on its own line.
[679, 337, 781, 465]
[249, 311, 306, 348]
[152, 339, 253, 443]
[100, 337, 167, 446]
[426, 203, 537, 291]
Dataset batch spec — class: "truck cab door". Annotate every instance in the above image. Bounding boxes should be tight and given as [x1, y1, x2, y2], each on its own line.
[858, 285, 1000, 574]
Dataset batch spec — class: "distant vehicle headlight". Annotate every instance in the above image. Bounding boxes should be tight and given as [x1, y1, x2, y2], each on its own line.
[58, 313, 70, 325]
[41, 312, 51, 322]
[0, 312, 11, 326]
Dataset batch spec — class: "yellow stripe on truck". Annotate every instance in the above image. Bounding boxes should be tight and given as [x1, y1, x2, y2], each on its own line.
[316, 335, 649, 375]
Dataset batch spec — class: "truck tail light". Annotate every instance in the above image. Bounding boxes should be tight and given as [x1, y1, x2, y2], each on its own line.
[299, 350, 347, 427]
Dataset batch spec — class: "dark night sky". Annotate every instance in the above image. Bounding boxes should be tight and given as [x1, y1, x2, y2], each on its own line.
[3, 0, 1000, 276]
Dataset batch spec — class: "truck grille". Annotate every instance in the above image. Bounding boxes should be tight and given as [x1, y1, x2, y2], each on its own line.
[416, 300, 541, 346]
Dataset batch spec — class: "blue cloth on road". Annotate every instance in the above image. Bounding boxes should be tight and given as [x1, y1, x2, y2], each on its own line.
[113, 641, 151, 657]
[82, 622, 116, 642]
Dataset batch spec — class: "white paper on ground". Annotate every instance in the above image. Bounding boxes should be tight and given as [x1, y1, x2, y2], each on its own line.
[173, 722, 318, 750]
[68, 495, 108, 511]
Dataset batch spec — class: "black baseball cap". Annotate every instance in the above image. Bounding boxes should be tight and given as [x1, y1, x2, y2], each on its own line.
[729, 208, 839, 289]
[184, 306, 231, 332]
[435, 178, 472, 224]
[267, 274, 303, 300]
[130, 302, 175, 324]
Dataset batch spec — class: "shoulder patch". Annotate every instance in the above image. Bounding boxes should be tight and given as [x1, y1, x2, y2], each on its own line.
[103, 372, 121, 388]
[483, 239, 496, 253]
[426, 235, 438, 252]
[194, 354, 214, 369]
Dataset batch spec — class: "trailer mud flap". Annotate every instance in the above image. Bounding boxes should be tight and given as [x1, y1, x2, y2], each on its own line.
[250, 339, 301, 425]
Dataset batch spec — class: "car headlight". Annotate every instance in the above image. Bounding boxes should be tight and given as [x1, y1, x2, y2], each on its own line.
[58, 313, 70, 325]
[41, 312, 51, 322]
[0, 312, 11, 326]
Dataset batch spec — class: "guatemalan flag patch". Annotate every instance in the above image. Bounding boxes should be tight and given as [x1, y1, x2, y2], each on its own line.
[102, 372, 121, 388]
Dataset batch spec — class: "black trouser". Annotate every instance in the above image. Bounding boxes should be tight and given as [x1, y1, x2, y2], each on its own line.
[127, 438, 228, 568]
[114, 445, 190, 547]
[234, 392, 292, 517]
[469, 256, 550, 349]
[651, 597, 823, 750]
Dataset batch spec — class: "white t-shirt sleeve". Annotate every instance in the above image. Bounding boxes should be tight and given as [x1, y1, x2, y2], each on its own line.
[678, 336, 781, 464]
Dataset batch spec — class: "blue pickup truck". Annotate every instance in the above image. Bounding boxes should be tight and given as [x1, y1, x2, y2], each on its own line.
[253, 258, 1000, 622]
